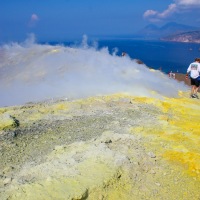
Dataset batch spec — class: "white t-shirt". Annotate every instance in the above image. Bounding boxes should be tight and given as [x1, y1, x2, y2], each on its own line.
[187, 61, 200, 79]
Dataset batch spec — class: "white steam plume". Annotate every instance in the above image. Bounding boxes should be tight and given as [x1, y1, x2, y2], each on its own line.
[0, 36, 188, 107]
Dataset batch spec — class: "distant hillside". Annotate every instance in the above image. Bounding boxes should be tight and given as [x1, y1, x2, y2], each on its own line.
[135, 22, 199, 39]
[161, 31, 200, 43]
[136, 24, 159, 38]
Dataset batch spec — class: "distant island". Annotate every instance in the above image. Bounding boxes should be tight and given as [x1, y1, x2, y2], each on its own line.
[124, 22, 200, 44]
[161, 31, 200, 43]
[95, 22, 200, 44]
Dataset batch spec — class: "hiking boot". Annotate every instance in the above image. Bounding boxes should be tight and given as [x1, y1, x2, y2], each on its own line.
[194, 94, 199, 99]
[190, 94, 196, 98]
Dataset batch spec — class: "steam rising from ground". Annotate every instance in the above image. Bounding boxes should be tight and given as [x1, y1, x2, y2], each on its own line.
[0, 36, 188, 107]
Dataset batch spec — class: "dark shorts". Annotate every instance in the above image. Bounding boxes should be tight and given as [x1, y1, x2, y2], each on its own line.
[191, 78, 200, 87]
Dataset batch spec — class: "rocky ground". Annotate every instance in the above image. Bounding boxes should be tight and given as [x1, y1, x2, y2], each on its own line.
[0, 93, 200, 199]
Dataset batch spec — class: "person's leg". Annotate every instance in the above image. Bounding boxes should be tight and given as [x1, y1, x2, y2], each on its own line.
[191, 85, 195, 95]
[194, 79, 199, 98]
[190, 79, 196, 97]
[194, 87, 199, 94]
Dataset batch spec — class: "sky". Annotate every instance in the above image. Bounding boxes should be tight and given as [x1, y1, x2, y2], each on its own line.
[1, 0, 200, 43]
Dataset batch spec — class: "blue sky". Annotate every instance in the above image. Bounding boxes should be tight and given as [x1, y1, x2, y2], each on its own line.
[0, 0, 200, 42]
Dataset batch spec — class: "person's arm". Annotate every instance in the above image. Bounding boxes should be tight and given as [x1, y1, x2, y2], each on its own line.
[186, 65, 191, 79]
[187, 64, 191, 74]
[198, 63, 200, 74]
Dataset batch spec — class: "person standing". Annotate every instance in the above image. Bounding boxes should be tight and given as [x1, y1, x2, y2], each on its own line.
[186, 58, 200, 98]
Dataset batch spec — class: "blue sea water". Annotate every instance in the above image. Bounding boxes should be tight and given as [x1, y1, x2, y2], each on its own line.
[97, 40, 200, 74]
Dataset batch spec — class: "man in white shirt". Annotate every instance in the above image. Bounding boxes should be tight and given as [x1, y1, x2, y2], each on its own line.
[186, 58, 200, 98]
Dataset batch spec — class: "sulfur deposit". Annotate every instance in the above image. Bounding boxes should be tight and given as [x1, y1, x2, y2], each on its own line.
[0, 93, 200, 200]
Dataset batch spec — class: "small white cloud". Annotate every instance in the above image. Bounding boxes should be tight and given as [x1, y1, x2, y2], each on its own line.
[28, 14, 39, 27]
[159, 4, 177, 18]
[144, 4, 177, 21]
[176, 0, 200, 6]
[31, 14, 39, 21]
[143, 10, 158, 18]
[144, 0, 200, 22]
